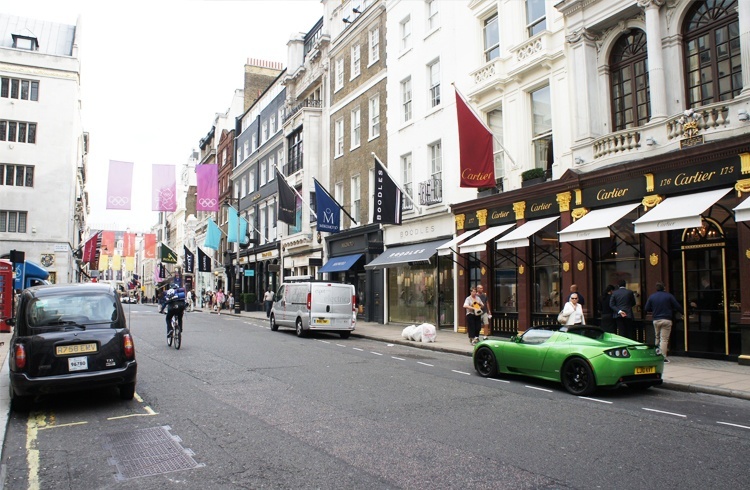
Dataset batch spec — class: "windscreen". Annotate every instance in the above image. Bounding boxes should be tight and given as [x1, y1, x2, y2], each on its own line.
[26, 292, 118, 328]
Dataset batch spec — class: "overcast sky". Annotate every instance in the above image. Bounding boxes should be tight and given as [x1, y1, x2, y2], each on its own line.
[4, 0, 323, 233]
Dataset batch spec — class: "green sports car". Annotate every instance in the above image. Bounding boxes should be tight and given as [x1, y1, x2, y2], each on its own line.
[473, 325, 664, 395]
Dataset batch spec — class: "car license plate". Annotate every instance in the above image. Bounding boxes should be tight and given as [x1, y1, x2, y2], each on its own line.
[56, 343, 97, 356]
[635, 366, 656, 375]
[313, 318, 330, 325]
[68, 356, 88, 372]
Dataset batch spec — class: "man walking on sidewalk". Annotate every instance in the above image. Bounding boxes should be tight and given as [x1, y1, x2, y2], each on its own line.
[644, 282, 682, 363]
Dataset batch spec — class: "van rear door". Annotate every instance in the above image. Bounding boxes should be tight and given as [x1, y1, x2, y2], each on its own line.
[310, 284, 354, 330]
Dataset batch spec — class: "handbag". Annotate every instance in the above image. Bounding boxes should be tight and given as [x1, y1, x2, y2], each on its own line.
[557, 309, 571, 324]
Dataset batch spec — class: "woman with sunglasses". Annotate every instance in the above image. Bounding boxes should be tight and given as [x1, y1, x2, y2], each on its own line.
[560, 293, 586, 329]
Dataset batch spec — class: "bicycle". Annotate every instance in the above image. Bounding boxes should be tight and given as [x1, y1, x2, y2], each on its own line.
[167, 310, 183, 350]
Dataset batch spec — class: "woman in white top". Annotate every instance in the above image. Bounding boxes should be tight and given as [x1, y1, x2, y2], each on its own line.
[561, 293, 586, 327]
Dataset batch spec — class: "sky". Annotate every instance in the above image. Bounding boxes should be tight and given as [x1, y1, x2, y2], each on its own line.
[4, 0, 324, 233]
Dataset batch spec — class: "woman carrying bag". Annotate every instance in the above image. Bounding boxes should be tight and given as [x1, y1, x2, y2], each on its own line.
[559, 293, 585, 329]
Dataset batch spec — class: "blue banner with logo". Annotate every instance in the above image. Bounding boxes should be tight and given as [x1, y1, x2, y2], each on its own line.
[314, 179, 341, 233]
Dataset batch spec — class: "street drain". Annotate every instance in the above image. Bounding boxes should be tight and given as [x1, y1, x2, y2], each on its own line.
[103, 425, 204, 481]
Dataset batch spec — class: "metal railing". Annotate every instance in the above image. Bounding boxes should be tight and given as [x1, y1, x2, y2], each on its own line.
[402, 183, 413, 211]
[418, 178, 442, 205]
[283, 99, 323, 123]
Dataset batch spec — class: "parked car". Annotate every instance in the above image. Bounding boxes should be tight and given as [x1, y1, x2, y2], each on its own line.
[8, 283, 138, 411]
[270, 279, 356, 338]
[473, 325, 664, 395]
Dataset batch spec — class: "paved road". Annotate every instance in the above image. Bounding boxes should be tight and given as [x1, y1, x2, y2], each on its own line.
[2, 308, 749, 489]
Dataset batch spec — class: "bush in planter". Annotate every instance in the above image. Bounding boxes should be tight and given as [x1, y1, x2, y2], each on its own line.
[521, 168, 546, 181]
[241, 293, 257, 311]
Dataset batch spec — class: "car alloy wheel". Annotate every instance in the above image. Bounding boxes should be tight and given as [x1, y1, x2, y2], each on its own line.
[474, 347, 498, 377]
[562, 357, 595, 396]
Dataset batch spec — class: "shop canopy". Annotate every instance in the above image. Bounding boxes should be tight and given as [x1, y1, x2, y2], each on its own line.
[458, 224, 515, 254]
[319, 253, 363, 273]
[437, 229, 479, 256]
[733, 195, 750, 222]
[365, 239, 449, 269]
[558, 202, 640, 243]
[633, 188, 732, 234]
[495, 216, 559, 250]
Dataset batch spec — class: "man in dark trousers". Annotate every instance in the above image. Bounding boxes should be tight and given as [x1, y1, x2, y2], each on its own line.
[610, 279, 636, 339]
[644, 282, 682, 363]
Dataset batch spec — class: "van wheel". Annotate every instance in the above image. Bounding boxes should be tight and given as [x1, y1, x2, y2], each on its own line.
[339, 331, 351, 339]
[270, 315, 278, 331]
[295, 318, 306, 337]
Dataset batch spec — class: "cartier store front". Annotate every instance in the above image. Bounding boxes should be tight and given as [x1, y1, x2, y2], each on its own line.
[452, 134, 750, 363]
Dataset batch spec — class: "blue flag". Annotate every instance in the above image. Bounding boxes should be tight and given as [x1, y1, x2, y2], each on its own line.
[204, 218, 221, 250]
[227, 205, 238, 243]
[314, 179, 340, 233]
[240, 216, 249, 244]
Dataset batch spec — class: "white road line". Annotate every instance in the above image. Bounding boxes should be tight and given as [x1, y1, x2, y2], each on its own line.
[525, 385, 553, 393]
[489, 378, 510, 384]
[391, 356, 405, 361]
[452, 370, 471, 375]
[370, 352, 383, 356]
[717, 421, 750, 430]
[417, 361, 434, 367]
[353, 347, 364, 351]
[642, 408, 686, 418]
[579, 397, 613, 404]
[336, 344, 346, 347]
[317, 340, 331, 344]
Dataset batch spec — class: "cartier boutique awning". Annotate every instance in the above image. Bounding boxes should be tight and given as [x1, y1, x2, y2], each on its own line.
[319, 253, 363, 273]
[733, 196, 750, 222]
[495, 216, 559, 250]
[365, 239, 449, 269]
[436, 229, 480, 256]
[633, 188, 732, 234]
[558, 202, 641, 243]
[458, 224, 515, 254]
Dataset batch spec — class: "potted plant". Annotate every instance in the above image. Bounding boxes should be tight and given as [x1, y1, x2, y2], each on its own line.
[521, 167, 546, 187]
[242, 292, 257, 312]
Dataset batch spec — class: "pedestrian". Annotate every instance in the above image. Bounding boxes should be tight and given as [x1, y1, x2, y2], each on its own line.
[599, 285, 616, 333]
[559, 292, 585, 329]
[569, 284, 585, 306]
[228, 292, 235, 312]
[215, 289, 225, 315]
[610, 279, 637, 339]
[263, 288, 275, 318]
[463, 287, 484, 345]
[644, 282, 682, 363]
[476, 284, 492, 339]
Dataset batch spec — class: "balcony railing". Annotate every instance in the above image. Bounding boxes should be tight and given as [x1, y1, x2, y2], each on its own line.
[418, 178, 442, 206]
[402, 183, 413, 211]
[283, 99, 323, 123]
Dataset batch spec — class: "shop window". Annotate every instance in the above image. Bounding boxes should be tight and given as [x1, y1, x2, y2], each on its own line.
[531, 222, 560, 314]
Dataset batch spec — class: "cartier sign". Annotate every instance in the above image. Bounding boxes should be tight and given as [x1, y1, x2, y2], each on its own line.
[526, 196, 558, 218]
[486, 205, 515, 226]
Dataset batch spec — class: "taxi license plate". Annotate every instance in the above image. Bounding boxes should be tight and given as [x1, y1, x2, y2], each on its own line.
[313, 318, 330, 325]
[68, 356, 88, 372]
[56, 343, 97, 356]
[635, 366, 656, 375]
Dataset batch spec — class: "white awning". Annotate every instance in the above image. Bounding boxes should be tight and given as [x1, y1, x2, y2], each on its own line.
[458, 224, 515, 254]
[633, 188, 732, 234]
[495, 216, 559, 250]
[733, 196, 750, 222]
[436, 229, 480, 256]
[558, 202, 640, 243]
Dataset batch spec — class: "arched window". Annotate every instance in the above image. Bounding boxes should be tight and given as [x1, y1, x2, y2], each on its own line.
[610, 30, 650, 130]
[683, 0, 741, 108]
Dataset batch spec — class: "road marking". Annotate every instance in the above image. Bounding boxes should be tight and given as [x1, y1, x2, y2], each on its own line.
[489, 378, 510, 383]
[317, 340, 331, 344]
[579, 397, 613, 404]
[452, 370, 471, 375]
[134, 393, 144, 402]
[336, 344, 346, 347]
[38, 421, 88, 430]
[525, 385, 553, 393]
[26, 412, 44, 490]
[417, 362, 434, 367]
[370, 352, 383, 356]
[391, 356, 405, 361]
[642, 408, 686, 418]
[353, 347, 364, 351]
[717, 421, 750, 430]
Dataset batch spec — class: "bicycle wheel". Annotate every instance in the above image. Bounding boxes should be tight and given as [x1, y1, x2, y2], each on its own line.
[174, 323, 182, 350]
[167, 316, 177, 347]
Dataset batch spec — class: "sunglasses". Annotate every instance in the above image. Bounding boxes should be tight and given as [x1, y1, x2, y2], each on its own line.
[570, 296, 578, 300]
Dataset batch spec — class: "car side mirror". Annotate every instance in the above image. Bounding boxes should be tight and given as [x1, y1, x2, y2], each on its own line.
[5, 318, 14, 326]
[510, 335, 519, 342]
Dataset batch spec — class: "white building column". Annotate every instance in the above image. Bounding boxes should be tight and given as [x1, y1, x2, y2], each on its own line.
[638, 0, 668, 120]
[566, 28, 601, 142]
[739, 0, 750, 95]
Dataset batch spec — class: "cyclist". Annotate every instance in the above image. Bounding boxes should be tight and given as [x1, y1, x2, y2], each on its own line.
[164, 284, 187, 340]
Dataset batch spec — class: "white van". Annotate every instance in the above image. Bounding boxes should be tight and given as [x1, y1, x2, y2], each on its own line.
[270, 280, 356, 338]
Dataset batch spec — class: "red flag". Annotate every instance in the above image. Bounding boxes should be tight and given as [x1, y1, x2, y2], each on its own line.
[101, 231, 115, 256]
[144, 234, 156, 259]
[122, 232, 136, 257]
[455, 88, 495, 188]
[82, 232, 101, 267]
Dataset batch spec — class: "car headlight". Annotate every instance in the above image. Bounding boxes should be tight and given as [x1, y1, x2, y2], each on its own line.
[605, 347, 630, 358]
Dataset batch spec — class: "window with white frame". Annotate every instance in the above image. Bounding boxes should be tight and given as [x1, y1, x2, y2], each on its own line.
[401, 153, 413, 210]
[351, 175, 361, 225]
[531, 84, 553, 173]
[243, 140, 249, 159]
[249, 169, 256, 193]
[252, 133, 258, 152]
[0, 164, 34, 187]
[369, 94, 380, 139]
[1, 77, 39, 101]
[0, 210, 27, 233]
[241, 176, 247, 197]
[369, 27, 380, 65]
[526, 0, 546, 37]
[401, 78, 412, 123]
[335, 182, 344, 226]
[488, 108, 505, 181]
[270, 113, 277, 134]
[260, 205, 267, 245]
[269, 154, 276, 181]
[429, 141, 442, 182]
[262, 121, 268, 143]
[277, 148, 284, 172]
[400, 16, 412, 51]
[0, 121, 37, 143]
[351, 44, 361, 79]
[428, 59, 441, 108]
[483, 13, 499, 62]
[335, 118, 344, 157]
[278, 108, 284, 127]
[261, 159, 268, 186]
[426, 0, 439, 31]
[335, 58, 345, 92]
[351, 107, 361, 149]
[237, 147, 242, 164]
[269, 198, 277, 241]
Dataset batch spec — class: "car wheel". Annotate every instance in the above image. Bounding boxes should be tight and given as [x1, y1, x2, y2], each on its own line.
[339, 331, 351, 339]
[295, 318, 306, 337]
[270, 315, 278, 331]
[474, 346, 498, 378]
[562, 357, 596, 396]
[119, 382, 136, 400]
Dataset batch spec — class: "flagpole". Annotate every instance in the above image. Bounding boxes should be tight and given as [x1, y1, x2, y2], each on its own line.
[452, 83, 518, 170]
[313, 178, 358, 225]
[275, 167, 317, 219]
[371, 153, 421, 214]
